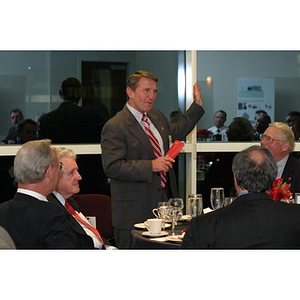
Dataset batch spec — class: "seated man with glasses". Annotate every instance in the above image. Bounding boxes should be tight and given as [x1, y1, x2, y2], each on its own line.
[260, 122, 300, 197]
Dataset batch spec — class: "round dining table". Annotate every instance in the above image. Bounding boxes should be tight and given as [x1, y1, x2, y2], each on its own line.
[131, 222, 190, 249]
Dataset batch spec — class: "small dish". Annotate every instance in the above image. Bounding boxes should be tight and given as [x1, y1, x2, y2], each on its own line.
[165, 235, 184, 243]
[142, 231, 169, 238]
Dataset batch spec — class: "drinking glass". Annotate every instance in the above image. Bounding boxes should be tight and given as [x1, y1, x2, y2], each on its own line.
[210, 188, 225, 210]
[187, 194, 203, 217]
[168, 198, 184, 235]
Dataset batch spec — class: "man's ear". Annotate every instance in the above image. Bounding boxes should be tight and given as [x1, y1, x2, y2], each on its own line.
[126, 87, 133, 99]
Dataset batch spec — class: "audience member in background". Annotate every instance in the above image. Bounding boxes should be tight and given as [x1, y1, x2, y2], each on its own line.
[2, 108, 24, 144]
[38, 77, 109, 195]
[170, 110, 183, 124]
[260, 122, 300, 197]
[47, 147, 116, 249]
[182, 146, 300, 249]
[286, 110, 300, 127]
[291, 118, 300, 140]
[253, 110, 271, 141]
[101, 70, 205, 248]
[0, 140, 79, 249]
[227, 117, 255, 141]
[15, 119, 37, 144]
[208, 110, 228, 141]
[202, 117, 255, 208]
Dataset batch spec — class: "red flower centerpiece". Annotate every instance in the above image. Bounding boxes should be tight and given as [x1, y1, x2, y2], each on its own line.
[269, 178, 292, 202]
[197, 129, 213, 141]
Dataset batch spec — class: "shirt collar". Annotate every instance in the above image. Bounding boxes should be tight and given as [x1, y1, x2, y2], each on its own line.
[53, 191, 66, 206]
[126, 102, 144, 124]
[17, 188, 48, 202]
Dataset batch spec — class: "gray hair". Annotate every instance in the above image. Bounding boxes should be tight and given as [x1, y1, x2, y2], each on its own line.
[54, 147, 77, 161]
[268, 122, 295, 152]
[14, 139, 56, 184]
[232, 146, 277, 193]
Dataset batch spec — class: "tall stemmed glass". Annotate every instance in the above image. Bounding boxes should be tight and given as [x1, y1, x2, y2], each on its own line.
[168, 198, 184, 235]
[210, 187, 225, 210]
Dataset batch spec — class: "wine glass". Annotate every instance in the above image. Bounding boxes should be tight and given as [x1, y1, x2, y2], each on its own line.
[152, 202, 170, 231]
[210, 187, 225, 210]
[168, 198, 184, 235]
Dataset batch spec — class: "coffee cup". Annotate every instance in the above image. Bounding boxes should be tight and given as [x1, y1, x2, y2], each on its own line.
[144, 218, 162, 234]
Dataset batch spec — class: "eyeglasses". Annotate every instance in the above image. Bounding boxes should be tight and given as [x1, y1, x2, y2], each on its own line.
[260, 133, 286, 143]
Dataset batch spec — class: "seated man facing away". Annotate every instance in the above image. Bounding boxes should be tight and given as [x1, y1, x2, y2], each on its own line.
[182, 145, 300, 249]
[47, 147, 117, 249]
[0, 140, 79, 249]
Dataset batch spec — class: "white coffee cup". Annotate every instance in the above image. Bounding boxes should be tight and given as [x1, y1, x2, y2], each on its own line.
[144, 218, 162, 234]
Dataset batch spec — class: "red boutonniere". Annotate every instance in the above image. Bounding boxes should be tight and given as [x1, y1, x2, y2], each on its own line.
[269, 178, 292, 201]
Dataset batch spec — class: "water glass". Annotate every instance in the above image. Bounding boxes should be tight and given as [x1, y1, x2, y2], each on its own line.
[210, 187, 225, 210]
[187, 194, 203, 217]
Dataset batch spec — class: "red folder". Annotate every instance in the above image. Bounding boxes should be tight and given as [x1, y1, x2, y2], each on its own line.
[166, 140, 184, 159]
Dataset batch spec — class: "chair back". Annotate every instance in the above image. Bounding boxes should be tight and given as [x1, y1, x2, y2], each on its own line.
[72, 194, 114, 240]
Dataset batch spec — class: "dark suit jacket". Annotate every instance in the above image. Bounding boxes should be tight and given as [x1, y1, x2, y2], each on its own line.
[0, 193, 79, 249]
[101, 102, 204, 230]
[47, 194, 94, 249]
[182, 192, 300, 249]
[281, 153, 300, 196]
[38, 101, 108, 143]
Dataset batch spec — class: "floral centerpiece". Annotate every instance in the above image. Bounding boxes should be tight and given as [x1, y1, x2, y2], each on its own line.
[269, 178, 292, 202]
[197, 129, 213, 141]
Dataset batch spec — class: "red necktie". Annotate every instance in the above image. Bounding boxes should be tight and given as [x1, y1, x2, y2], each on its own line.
[65, 200, 106, 249]
[142, 113, 166, 189]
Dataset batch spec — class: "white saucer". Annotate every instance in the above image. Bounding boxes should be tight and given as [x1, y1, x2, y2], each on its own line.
[134, 223, 171, 229]
[142, 231, 169, 238]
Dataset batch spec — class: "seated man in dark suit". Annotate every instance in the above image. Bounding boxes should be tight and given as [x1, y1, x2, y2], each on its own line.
[260, 122, 300, 197]
[182, 145, 300, 249]
[0, 139, 80, 249]
[47, 147, 117, 249]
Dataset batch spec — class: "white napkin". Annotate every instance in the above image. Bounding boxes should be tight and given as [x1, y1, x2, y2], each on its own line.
[203, 207, 213, 214]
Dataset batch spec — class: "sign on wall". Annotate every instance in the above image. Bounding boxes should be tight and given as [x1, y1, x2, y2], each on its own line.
[237, 78, 274, 125]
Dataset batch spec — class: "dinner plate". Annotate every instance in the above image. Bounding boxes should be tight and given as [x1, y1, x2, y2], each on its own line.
[142, 231, 169, 238]
[134, 222, 171, 229]
[165, 235, 184, 243]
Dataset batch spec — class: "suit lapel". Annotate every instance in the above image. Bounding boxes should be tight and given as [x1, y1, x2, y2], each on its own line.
[282, 154, 295, 184]
[123, 106, 156, 159]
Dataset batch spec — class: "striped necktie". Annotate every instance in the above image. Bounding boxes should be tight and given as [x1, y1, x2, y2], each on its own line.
[65, 199, 106, 249]
[142, 113, 166, 189]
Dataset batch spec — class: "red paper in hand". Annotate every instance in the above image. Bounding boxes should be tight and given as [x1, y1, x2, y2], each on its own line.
[166, 140, 184, 159]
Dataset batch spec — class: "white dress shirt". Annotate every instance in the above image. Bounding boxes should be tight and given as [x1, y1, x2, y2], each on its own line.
[208, 125, 228, 141]
[276, 154, 289, 179]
